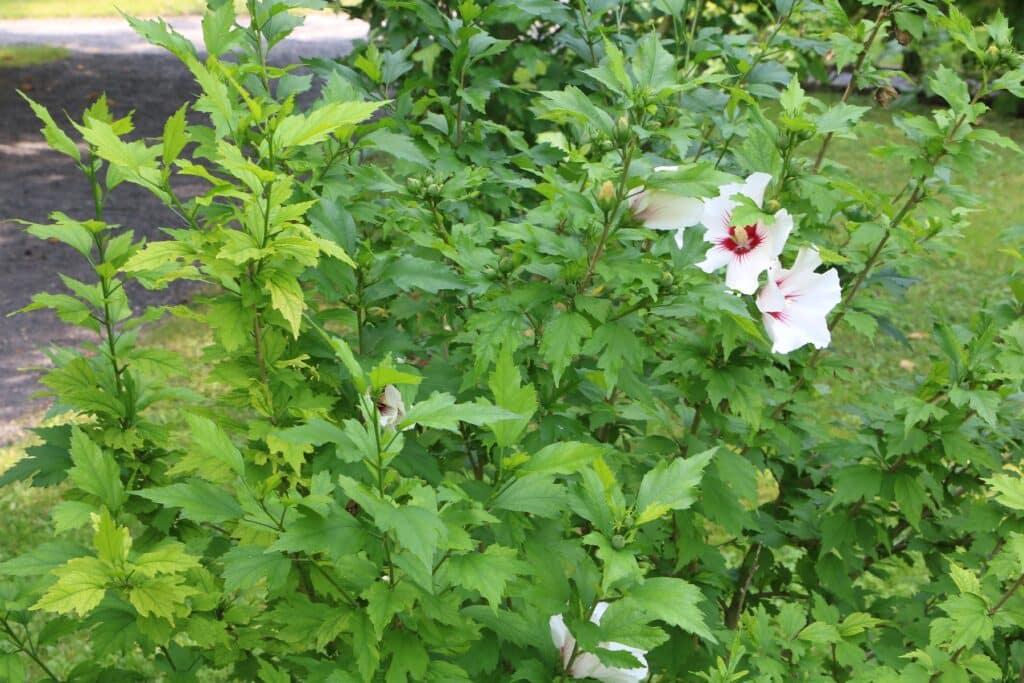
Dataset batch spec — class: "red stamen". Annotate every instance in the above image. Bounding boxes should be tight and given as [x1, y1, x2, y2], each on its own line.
[722, 225, 761, 254]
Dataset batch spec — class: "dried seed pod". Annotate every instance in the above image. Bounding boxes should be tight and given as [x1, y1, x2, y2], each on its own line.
[874, 84, 899, 108]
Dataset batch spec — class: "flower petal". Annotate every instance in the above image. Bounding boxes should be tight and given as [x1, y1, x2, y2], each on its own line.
[768, 209, 793, 257]
[701, 195, 735, 242]
[740, 172, 773, 206]
[757, 272, 787, 313]
[634, 191, 704, 232]
[723, 243, 774, 295]
[549, 614, 576, 668]
[696, 244, 733, 274]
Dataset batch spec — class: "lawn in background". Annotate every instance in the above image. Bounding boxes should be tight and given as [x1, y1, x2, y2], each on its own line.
[0, 0, 208, 19]
[0, 45, 67, 66]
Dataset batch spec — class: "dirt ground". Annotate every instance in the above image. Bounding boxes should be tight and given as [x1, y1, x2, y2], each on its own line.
[0, 14, 365, 445]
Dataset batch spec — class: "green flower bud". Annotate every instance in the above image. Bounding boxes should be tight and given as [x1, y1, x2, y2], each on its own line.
[611, 534, 627, 550]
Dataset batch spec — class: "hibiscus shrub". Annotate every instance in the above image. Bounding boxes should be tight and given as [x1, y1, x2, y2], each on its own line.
[3, 0, 1024, 681]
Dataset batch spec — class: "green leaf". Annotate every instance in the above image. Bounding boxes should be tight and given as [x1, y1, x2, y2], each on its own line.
[383, 255, 467, 293]
[201, 0, 238, 57]
[634, 449, 714, 525]
[19, 90, 80, 161]
[273, 100, 384, 150]
[32, 556, 109, 617]
[932, 593, 993, 650]
[632, 33, 677, 92]
[23, 212, 97, 259]
[376, 505, 446, 572]
[779, 75, 808, 115]
[488, 346, 537, 448]
[133, 541, 201, 577]
[987, 472, 1024, 511]
[369, 362, 422, 390]
[893, 473, 927, 529]
[361, 129, 429, 166]
[492, 474, 565, 518]
[624, 577, 716, 642]
[521, 441, 604, 476]
[269, 510, 365, 561]
[0, 541, 88, 577]
[93, 507, 131, 567]
[0, 654, 25, 683]
[68, 428, 126, 512]
[401, 392, 519, 432]
[539, 311, 591, 387]
[185, 413, 245, 476]
[535, 86, 614, 135]
[133, 480, 243, 523]
[445, 545, 528, 611]
[129, 574, 197, 623]
[162, 102, 189, 167]
[929, 65, 971, 116]
[264, 269, 305, 337]
[221, 545, 292, 593]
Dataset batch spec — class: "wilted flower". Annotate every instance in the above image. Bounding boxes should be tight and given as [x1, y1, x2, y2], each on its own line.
[696, 172, 793, 295]
[549, 602, 649, 683]
[628, 165, 704, 249]
[376, 385, 406, 429]
[756, 246, 842, 354]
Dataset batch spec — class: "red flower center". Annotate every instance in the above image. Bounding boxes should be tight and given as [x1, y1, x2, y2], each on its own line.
[723, 224, 761, 253]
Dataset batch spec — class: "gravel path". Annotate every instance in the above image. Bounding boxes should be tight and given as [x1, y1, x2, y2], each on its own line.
[0, 13, 367, 445]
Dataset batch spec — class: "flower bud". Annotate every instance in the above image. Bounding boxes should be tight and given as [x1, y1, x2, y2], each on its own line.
[596, 180, 617, 212]
[622, 514, 635, 527]
[613, 115, 632, 146]
[766, 198, 782, 213]
[611, 534, 627, 550]
[406, 177, 422, 194]
[498, 256, 515, 274]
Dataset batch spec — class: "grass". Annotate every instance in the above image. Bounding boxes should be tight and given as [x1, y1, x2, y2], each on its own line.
[0, 0, 208, 18]
[814, 91, 1024, 392]
[0, 45, 67, 66]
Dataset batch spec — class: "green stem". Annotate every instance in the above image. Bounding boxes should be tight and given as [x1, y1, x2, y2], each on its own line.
[813, 4, 891, 172]
[580, 138, 636, 290]
[1, 615, 63, 682]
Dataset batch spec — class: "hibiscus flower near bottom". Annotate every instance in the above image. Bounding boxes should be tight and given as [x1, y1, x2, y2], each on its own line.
[756, 246, 842, 354]
[549, 602, 649, 683]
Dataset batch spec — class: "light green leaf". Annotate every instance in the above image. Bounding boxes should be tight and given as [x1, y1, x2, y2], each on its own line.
[521, 441, 604, 476]
[32, 556, 109, 617]
[185, 413, 245, 476]
[488, 346, 537, 448]
[987, 472, 1024, 511]
[129, 574, 197, 623]
[634, 449, 714, 525]
[92, 507, 131, 567]
[264, 269, 305, 337]
[274, 100, 384, 150]
[133, 541, 202, 577]
[19, 90, 80, 161]
[68, 428, 125, 512]
[401, 392, 519, 432]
